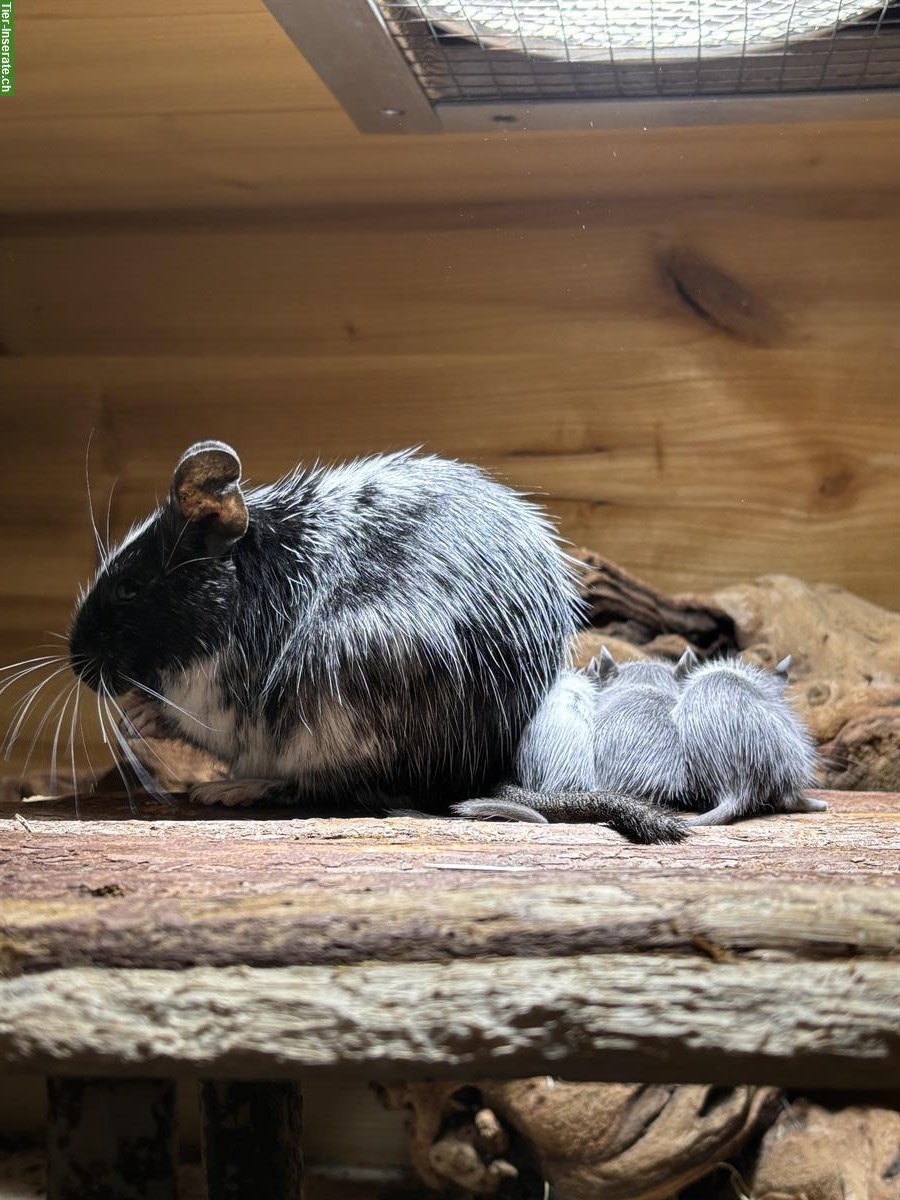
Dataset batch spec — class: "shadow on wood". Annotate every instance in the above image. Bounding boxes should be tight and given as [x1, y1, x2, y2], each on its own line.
[46, 1077, 176, 1200]
[200, 1080, 303, 1200]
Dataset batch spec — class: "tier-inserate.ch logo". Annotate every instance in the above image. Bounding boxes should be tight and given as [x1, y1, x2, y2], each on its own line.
[1, 1, 13, 97]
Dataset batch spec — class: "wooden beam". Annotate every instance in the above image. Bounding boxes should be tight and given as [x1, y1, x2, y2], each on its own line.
[1, 793, 897, 1088]
[46, 1077, 177, 1200]
[5, 197, 900, 357]
[7, 955, 899, 1089]
[0, 792, 897, 972]
[0, 341, 897, 614]
[199, 1080, 304, 1200]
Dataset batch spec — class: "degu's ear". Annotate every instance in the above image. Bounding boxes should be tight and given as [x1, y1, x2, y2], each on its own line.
[587, 645, 618, 685]
[674, 648, 699, 681]
[170, 440, 249, 553]
[773, 654, 793, 691]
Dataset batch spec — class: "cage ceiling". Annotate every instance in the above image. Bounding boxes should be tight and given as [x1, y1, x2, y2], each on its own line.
[264, 0, 900, 130]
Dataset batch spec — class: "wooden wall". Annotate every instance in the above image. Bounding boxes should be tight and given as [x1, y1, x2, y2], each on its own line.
[1, 0, 899, 773]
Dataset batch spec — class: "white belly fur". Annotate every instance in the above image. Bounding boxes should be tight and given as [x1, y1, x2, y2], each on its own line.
[162, 660, 386, 783]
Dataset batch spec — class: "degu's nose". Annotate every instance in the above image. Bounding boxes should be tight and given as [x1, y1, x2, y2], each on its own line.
[68, 625, 105, 692]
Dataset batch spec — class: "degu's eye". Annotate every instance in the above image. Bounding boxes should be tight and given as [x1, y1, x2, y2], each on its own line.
[115, 578, 140, 602]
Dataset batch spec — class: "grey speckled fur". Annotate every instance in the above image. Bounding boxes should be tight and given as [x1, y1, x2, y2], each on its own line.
[490, 648, 822, 830]
[590, 652, 686, 806]
[69, 443, 685, 842]
[674, 656, 823, 826]
[72, 447, 577, 807]
[455, 654, 690, 842]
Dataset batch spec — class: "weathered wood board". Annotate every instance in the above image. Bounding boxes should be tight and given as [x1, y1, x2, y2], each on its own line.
[1, 792, 897, 1088]
[7, 1, 900, 216]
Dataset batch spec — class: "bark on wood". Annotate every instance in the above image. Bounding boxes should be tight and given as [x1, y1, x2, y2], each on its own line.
[1, 799, 894, 1087]
[1, 796, 895, 1089]
[2, 953, 898, 1088]
[199, 1080, 303, 1200]
[46, 1077, 177, 1200]
[0, 793, 896, 976]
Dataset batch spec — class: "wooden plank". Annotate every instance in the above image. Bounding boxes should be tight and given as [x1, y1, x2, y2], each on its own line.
[1, 344, 897, 769]
[46, 1077, 177, 1200]
[0, 794, 897, 1087]
[4, 197, 900, 355]
[199, 1080, 304, 1200]
[7, 4, 900, 214]
[7, 112, 900, 217]
[13, 9, 316, 121]
[2, 955, 898, 1088]
[0, 792, 897, 974]
[0, 345, 897, 604]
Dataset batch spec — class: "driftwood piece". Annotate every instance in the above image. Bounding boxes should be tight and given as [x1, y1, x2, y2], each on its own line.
[46, 1077, 177, 1200]
[2, 954, 898, 1089]
[199, 1079, 304, 1200]
[574, 550, 738, 656]
[712, 574, 900, 792]
[750, 1099, 900, 1200]
[379, 1079, 779, 1200]
[1, 791, 896, 974]
[0, 794, 897, 1087]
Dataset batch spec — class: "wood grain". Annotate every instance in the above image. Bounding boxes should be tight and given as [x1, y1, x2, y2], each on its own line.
[7, 1, 900, 215]
[0, 793, 898, 1086]
[1, 339, 897, 609]
[2, 955, 898, 1088]
[0, 791, 897, 975]
[4, 197, 900, 355]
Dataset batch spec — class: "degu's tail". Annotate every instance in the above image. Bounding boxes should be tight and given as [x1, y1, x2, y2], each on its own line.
[453, 784, 687, 844]
[687, 789, 828, 827]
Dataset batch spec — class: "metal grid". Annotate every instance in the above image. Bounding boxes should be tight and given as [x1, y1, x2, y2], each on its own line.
[379, 0, 900, 102]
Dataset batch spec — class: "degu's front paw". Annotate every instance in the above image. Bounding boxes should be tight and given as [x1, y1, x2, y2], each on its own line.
[119, 690, 173, 741]
[188, 779, 281, 808]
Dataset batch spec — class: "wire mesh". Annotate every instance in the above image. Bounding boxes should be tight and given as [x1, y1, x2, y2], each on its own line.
[378, 0, 900, 102]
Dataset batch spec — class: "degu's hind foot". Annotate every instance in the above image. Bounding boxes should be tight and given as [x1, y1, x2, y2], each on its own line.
[188, 778, 286, 808]
[687, 799, 742, 827]
[778, 791, 829, 814]
[120, 690, 174, 741]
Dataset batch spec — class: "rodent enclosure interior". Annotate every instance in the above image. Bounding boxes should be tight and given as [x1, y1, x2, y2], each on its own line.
[1, 0, 899, 1181]
[1, 8, 899, 752]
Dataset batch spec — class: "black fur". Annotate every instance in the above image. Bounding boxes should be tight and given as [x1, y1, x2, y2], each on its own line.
[70, 449, 580, 809]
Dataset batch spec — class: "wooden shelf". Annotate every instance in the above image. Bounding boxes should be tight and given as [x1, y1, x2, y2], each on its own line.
[1, 790, 897, 1089]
